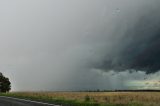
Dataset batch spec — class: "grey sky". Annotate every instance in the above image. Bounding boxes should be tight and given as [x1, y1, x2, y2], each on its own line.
[0, 0, 160, 91]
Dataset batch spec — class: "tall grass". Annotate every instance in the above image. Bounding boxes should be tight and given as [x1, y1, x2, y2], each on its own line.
[1, 92, 159, 106]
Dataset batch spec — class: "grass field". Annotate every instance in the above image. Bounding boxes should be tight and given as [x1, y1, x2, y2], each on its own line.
[0, 92, 160, 106]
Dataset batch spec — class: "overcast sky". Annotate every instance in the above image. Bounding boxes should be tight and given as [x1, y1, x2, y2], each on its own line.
[0, 0, 160, 91]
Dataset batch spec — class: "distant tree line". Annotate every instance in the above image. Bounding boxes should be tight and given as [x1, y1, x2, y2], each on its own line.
[78, 89, 160, 92]
[0, 72, 11, 92]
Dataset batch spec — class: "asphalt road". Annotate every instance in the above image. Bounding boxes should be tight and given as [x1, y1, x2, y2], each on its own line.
[0, 96, 60, 106]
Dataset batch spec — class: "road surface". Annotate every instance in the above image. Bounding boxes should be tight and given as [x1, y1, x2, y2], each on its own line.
[0, 96, 60, 106]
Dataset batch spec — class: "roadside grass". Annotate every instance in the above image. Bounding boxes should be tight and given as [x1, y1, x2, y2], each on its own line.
[0, 92, 150, 106]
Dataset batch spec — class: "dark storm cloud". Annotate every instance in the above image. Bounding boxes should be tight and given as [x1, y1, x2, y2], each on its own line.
[94, 3, 160, 74]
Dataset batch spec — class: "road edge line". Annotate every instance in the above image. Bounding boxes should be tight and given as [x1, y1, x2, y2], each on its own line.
[0, 96, 60, 106]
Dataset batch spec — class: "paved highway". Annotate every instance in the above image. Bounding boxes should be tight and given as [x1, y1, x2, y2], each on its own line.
[0, 96, 60, 106]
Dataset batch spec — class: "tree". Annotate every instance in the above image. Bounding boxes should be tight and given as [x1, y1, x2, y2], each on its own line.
[0, 73, 11, 92]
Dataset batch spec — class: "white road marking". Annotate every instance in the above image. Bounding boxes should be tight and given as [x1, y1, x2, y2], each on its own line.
[0, 96, 61, 106]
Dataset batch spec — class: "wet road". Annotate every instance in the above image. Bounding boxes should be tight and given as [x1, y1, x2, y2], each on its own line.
[0, 96, 59, 106]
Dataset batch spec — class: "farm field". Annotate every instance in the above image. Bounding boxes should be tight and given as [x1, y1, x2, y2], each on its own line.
[0, 92, 160, 106]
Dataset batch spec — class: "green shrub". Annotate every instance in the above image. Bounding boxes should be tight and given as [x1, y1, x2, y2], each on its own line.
[85, 95, 90, 102]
